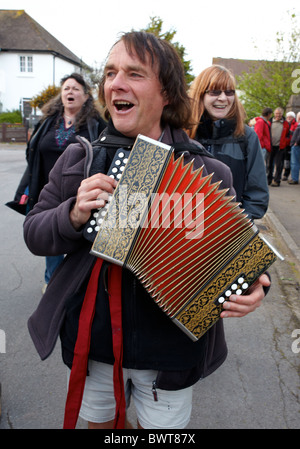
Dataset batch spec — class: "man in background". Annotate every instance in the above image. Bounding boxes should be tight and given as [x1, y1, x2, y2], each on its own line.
[268, 107, 289, 186]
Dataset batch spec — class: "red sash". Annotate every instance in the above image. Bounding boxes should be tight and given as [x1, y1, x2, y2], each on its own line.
[108, 264, 126, 428]
[63, 258, 125, 429]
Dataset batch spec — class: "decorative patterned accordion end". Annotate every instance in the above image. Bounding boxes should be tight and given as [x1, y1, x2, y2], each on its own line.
[90, 135, 282, 341]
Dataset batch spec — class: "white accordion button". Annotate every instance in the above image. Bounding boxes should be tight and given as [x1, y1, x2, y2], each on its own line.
[218, 297, 225, 304]
[118, 152, 124, 158]
[87, 227, 93, 233]
[242, 282, 249, 290]
[231, 283, 238, 290]
[225, 290, 232, 297]
[236, 289, 242, 295]
[238, 277, 244, 284]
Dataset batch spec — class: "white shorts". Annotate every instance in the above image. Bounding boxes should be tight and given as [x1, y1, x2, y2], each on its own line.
[68, 360, 192, 429]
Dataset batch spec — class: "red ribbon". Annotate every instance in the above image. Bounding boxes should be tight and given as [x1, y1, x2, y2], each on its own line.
[108, 264, 125, 429]
[63, 258, 125, 429]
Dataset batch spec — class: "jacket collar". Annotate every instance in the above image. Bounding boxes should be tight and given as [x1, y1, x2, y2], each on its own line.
[196, 116, 237, 140]
[93, 120, 191, 149]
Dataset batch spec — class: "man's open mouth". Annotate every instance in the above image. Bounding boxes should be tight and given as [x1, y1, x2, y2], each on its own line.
[114, 101, 134, 111]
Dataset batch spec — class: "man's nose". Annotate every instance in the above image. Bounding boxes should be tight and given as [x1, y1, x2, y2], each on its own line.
[111, 71, 127, 90]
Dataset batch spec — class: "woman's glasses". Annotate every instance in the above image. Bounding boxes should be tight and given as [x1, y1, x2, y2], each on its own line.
[205, 89, 235, 97]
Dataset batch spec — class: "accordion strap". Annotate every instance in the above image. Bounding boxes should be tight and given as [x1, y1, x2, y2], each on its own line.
[172, 142, 214, 158]
[108, 264, 125, 429]
[63, 259, 124, 429]
[63, 258, 103, 429]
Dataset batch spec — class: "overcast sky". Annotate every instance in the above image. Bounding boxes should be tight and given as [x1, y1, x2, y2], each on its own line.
[1, 0, 299, 75]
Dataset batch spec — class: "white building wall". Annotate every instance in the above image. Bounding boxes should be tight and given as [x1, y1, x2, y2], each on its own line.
[0, 52, 80, 113]
[54, 57, 81, 86]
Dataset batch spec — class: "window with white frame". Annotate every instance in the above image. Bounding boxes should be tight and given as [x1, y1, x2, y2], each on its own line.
[20, 56, 26, 72]
[19, 55, 33, 73]
[27, 56, 33, 72]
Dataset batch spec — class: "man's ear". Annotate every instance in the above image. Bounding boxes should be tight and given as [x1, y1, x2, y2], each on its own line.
[162, 91, 169, 107]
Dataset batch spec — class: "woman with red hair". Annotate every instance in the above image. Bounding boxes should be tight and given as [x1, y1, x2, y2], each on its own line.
[187, 65, 269, 220]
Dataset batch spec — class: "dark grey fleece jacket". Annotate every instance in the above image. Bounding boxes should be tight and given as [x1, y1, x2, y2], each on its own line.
[23, 126, 235, 390]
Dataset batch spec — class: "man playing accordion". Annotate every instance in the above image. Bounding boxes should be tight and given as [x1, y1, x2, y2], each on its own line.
[24, 31, 270, 429]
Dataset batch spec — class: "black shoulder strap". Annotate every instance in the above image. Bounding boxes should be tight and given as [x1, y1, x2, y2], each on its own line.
[236, 136, 248, 160]
[172, 142, 215, 158]
[200, 136, 248, 160]
[92, 133, 135, 149]
[94, 132, 215, 159]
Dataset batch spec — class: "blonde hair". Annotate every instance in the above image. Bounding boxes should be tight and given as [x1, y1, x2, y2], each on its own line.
[187, 65, 246, 138]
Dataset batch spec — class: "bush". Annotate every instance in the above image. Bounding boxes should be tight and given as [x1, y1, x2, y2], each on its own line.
[30, 85, 60, 109]
[0, 110, 22, 123]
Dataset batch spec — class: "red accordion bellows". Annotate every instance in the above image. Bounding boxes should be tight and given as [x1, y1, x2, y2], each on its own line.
[126, 154, 253, 317]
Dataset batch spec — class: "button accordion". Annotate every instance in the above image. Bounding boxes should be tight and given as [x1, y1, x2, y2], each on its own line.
[87, 135, 281, 341]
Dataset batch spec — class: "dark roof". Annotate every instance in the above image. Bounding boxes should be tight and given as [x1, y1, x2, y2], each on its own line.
[0, 9, 83, 66]
[212, 57, 266, 78]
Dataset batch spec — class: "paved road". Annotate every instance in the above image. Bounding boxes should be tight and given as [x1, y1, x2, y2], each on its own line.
[0, 143, 299, 429]
[267, 180, 300, 267]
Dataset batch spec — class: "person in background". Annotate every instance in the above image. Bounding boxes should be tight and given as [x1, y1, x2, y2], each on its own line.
[187, 65, 269, 221]
[254, 107, 273, 166]
[268, 107, 289, 187]
[289, 111, 300, 184]
[248, 118, 256, 128]
[23, 32, 270, 430]
[26, 73, 106, 291]
[282, 111, 298, 181]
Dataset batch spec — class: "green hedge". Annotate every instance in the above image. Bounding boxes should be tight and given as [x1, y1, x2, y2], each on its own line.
[0, 110, 23, 124]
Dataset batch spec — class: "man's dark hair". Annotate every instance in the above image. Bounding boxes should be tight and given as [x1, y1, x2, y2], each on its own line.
[99, 31, 192, 129]
[262, 107, 273, 117]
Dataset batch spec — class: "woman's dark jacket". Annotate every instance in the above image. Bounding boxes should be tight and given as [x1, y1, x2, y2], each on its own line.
[291, 124, 300, 146]
[23, 125, 235, 390]
[27, 115, 107, 212]
[195, 118, 269, 220]
[6, 114, 106, 215]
